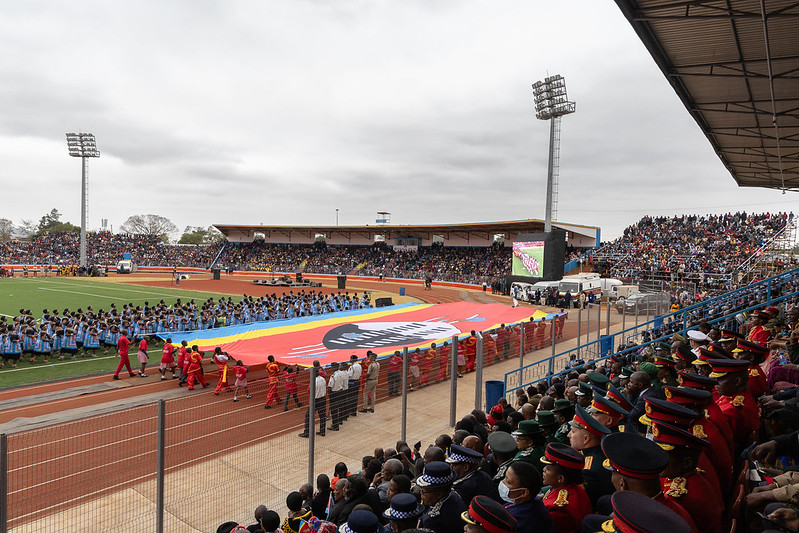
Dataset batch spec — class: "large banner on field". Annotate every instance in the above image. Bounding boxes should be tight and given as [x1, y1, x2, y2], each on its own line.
[161, 302, 557, 366]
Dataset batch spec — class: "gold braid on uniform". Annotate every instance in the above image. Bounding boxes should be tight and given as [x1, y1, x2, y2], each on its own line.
[664, 477, 687, 498]
[554, 489, 569, 507]
[731, 395, 745, 407]
[692, 424, 707, 439]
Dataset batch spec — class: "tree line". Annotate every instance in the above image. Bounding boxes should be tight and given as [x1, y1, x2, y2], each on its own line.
[0, 210, 222, 244]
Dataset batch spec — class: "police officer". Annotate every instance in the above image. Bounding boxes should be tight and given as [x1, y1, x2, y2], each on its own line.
[447, 444, 494, 506]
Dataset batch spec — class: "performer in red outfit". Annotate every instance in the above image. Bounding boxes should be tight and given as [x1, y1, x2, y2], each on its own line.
[264, 354, 281, 408]
[496, 324, 510, 360]
[212, 347, 233, 395]
[185, 345, 208, 390]
[420, 343, 436, 386]
[176, 340, 190, 386]
[159, 338, 178, 380]
[112, 330, 134, 380]
[464, 331, 477, 372]
[535, 321, 548, 350]
[436, 341, 450, 382]
[524, 320, 536, 352]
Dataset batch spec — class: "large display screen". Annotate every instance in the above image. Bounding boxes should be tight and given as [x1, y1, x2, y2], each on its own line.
[512, 241, 546, 277]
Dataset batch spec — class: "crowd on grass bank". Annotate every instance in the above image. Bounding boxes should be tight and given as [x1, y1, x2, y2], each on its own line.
[216, 295, 799, 533]
[593, 212, 795, 287]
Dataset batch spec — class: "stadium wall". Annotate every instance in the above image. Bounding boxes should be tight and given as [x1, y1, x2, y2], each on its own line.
[0, 264, 487, 290]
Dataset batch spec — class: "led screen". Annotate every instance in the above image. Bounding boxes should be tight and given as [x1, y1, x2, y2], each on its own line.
[512, 241, 545, 277]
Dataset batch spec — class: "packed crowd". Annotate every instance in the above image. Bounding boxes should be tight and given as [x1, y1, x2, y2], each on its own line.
[0, 290, 372, 369]
[213, 241, 514, 285]
[0, 231, 221, 268]
[217, 298, 799, 533]
[593, 212, 793, 286]
[2, 231, 587, 286]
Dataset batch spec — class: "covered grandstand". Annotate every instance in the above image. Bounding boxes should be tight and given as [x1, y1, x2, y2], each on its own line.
[212, 219, 600, 247]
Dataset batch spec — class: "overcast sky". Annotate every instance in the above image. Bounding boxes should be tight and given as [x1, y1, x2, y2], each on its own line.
[2, 0, 795, 242]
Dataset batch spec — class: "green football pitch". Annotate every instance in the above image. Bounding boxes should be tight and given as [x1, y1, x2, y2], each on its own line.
[0, 277, 240, 389]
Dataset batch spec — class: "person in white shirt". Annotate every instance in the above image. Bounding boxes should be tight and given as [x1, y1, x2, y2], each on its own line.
[346, 354, 363, 418]
[328, 362, 349, 431]
[299, 361, 327, 438]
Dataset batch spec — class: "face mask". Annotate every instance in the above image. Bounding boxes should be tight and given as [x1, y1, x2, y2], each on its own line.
[498, 480, 518, 504]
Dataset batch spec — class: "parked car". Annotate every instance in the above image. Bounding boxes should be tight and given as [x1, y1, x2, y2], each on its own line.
[615, 292, 670, 314]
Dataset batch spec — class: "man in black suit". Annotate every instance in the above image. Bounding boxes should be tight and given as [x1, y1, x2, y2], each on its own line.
[626, 371, 663, 434]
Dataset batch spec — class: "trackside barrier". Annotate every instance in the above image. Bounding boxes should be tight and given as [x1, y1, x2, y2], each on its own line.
[504, 268, 799, 398]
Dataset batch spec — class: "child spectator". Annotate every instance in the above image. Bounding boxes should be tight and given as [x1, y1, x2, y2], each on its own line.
[232, 360, 252, 402]
[283, 364, 302, 411]
[136, 336, 149, 377]
[159, 338, 178, 380]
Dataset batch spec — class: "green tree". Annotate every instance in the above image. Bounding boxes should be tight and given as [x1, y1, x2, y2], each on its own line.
[34, 209, 80, 237]
[178, 225, 224, 244]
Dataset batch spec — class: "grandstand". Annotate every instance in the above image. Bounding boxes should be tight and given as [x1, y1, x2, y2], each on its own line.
[1, 219, 600, 286]
[590, 212, 797, 292]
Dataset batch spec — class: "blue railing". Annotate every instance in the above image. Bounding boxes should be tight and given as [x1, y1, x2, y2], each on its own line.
[504, 268, 799, 396]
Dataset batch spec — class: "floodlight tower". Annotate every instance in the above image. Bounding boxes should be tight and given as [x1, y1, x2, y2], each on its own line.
[532, 75, 575, 233]
[65, 133, 100, 269]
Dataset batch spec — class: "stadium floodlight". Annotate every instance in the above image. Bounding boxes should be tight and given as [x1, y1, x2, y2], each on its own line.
[65, 132, 100, 270]
[532, 75, 575, 233]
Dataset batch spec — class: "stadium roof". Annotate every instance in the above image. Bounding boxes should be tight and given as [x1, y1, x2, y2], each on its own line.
[213, 219, 600, 244]
[616, 0, 799, 190]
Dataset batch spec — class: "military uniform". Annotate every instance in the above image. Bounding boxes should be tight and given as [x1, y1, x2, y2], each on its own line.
[542, 484, 591, 533]
[511, 420, 546, 470]
[660, 471, 722, 533]
[417, 462, 467, 533]
[452, 469, 494, 506]
[715, 381, 759, 444]
[676, 371, 734, 442]
[447, 444, 495, 506]
[650, 419, 722, 533]
[419, 491, 467, 533]
[492, 458, 514, 486]
[539, 442, 592, 533]
[580, 445, 614, 508]
[598, 491, 692, 533]
[691, 417, 732, 492]
[553, 422, 571, 443]
[748, 365, 769, 399]
[513, 445, 544, 467]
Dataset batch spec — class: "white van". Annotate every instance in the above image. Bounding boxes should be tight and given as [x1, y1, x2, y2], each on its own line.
[599, 278, 623, 297]
[510, 280, 559, 302]
[558, 273, 601, 300]
[510, 282, 535, 302]
[116, 260, 137, 274]
[610, 284, 639, 301]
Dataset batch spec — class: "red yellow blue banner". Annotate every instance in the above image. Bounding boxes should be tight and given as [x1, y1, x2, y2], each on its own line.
[162, 302, 556, 366]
